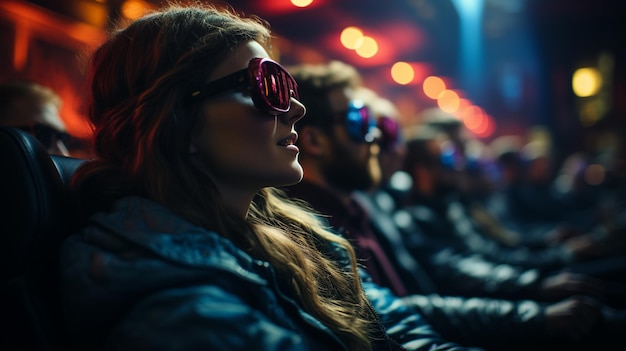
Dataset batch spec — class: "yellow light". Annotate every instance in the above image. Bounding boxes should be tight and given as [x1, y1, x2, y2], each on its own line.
[422, 76, 446, 99]
[291, 0, 314, 7]
[340, 26, 364, 50]
[572, 67, 602, 97]
[391, 62, 415, 85]
[121, 0, 152, 20]
[355, 36, 378, 58]
[437, 89, 460, 113]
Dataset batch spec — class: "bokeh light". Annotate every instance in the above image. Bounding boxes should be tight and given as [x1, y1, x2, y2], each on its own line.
[422, 76, 446, 99]
[391, 62, 414, 85]
[462, 105, 485, 130]
[572, 67, 602, 97]
[453, 98, 472, 119]
[437, 89, 460, 113]
[121, 0, 152, 20]
[355, 36, 378, 58]
[473, 114, 495, 138]
[291, 0, 314, 7]
[340, 26, 364, 50]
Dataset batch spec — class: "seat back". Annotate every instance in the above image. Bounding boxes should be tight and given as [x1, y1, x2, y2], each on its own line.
[0, 127, 86, 350]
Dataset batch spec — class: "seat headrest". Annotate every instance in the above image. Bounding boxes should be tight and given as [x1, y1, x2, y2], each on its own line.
[0, 127, 85, 281]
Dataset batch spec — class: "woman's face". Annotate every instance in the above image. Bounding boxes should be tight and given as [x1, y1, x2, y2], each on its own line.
[190, 41, 306, 199]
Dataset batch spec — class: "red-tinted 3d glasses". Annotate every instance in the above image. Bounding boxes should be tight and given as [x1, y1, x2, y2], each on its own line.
[344, 100, 401, 150]
[189, 58, 299, 115]
[377, 115, 401, 151]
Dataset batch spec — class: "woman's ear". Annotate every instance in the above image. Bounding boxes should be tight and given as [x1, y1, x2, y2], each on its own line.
[298, 126, 326, 157]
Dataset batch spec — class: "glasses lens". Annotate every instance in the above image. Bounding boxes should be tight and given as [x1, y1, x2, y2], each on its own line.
[189, 58, 298, 115]
[377, 116, 400, 150]
[440, 142, 464, 170]
[255, 60, 299, 114]
[345, 100, 374, 142]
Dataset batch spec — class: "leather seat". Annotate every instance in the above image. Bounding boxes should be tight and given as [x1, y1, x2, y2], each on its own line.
[0, 127, 85, 351]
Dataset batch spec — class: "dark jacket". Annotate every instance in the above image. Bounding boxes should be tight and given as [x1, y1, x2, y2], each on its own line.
[60, 196, 478, 351]
[398, 189, 626, 297]
[437, 191, 574, 270]
[390, 189, 558, 300]
[286, 181, 547, 349]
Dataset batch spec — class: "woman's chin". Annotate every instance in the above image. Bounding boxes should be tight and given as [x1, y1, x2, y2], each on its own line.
[279, 166, 304, 187]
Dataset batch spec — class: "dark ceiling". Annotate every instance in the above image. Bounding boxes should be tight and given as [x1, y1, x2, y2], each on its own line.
[237, 0, 624, 71]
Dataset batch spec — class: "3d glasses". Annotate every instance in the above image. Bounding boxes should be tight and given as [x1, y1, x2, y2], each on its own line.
[377, 115, 401, 151]
[440, 142, 466, 170]
[344, 100, 376, 143]
[344, 100, 401, 150]
[189, 58, 299, 115]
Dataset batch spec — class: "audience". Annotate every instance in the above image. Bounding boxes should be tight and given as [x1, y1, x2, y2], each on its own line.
[0, 80, 70, 156]
[284, 60, 623, 351]
[392, 125, 626, 315]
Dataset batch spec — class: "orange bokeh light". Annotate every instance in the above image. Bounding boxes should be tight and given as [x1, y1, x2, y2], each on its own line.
[423, 76, 446, 99]
[437, 89, 460, 113]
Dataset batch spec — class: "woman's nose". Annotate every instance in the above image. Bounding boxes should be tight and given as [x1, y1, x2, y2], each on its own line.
[280, 97, 306, 124]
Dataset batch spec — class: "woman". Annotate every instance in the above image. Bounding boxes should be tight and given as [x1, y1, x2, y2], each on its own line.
[60, 4, 474, 351]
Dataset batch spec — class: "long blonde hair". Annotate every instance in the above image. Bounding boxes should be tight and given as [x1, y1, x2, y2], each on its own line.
[73, 3, 378, 350]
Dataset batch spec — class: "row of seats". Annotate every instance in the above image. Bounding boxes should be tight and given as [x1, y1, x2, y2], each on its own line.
[0, 127, 85, 350]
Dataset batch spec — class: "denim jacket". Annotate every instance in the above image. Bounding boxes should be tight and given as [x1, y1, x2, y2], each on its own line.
[60, 196, 478, 351]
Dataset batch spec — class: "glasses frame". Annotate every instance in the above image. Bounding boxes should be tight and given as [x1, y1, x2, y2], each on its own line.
[189, 58, 299, 115]
[340, 102, 402, 149]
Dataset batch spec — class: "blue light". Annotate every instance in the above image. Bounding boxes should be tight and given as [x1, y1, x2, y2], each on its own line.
[451, 0, 485, 102]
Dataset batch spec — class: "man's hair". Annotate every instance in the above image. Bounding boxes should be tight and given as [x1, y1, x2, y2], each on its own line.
[403, 126, 443, 172]
[288, 60, 362, 132]
[420, 107, 462, 134]
[0, 81, 61, 122]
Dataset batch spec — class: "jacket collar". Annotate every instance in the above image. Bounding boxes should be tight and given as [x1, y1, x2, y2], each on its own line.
[86, 196, 265, 283]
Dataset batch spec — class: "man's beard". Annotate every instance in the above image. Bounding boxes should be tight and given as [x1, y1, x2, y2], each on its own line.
[322, 143, 379, 192]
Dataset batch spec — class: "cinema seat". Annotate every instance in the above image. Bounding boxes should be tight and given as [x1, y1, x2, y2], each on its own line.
[0, 127, 85, 351]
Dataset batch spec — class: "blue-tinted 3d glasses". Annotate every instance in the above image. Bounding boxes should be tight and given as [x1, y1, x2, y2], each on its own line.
[344, 100, 401, 150]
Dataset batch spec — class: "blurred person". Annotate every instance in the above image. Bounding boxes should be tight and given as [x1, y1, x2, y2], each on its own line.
[603, 126, 626, 231]
[357, 91, 626, 350]
[505, 138, 582, 227]
[397, 126, 626, 306]
[491, 131, 606, 240]
[283, 61, 621, 351]
[0, 80, 70, 156]
[59, 4, 480, 351]
[418, 113, 626, 265]
[283, 60, 407, 296]
[488, 135, 626, 259]
[487, 135, 528, 233]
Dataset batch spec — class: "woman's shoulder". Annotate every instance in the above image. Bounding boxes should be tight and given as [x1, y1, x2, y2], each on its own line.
[60, 197, 284, 349]
[62, 196, 264, 280]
